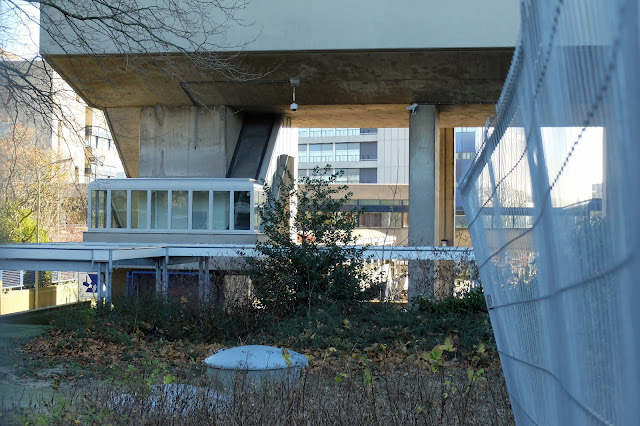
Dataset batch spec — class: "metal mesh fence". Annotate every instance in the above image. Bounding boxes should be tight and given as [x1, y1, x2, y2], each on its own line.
[458, 0, 639, 424]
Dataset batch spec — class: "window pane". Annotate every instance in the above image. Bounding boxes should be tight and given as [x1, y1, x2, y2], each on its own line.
[309, 143, 333, 162]
[213, 191, 230, 230]
[381, 212, 402, 228]
[111, 190, 128, 228]
[192, 191, 209, 230]
[171, 191, 188, 229]
[360, 128, 378, 135]
[359, 212, 381, 228]
[131, 190, 148, 229]
[347, 168, 359, 183]
[151, 191, 168, 229]
[298, 145, 308, 163]
[91, 190, 107, 229]
[360, 142, 377, 160]
[359, 168, 377, 183]
[335, 143, 349, 162]
[335, 169, 348, 183]
[322, 144, 333, 162]
[348, 143, 360, 161]
[234, 191, 251, 230]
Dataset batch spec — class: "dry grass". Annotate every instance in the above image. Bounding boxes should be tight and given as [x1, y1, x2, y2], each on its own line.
[7, 355, 513, 425]
[4, 291, 513, 424]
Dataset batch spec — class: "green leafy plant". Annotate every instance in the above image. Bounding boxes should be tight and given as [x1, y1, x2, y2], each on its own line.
[414, 287, 488, 314]
[246, 166, 379, 318]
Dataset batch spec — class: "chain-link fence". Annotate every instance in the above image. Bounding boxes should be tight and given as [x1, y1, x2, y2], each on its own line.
[459, 1, 639, 424]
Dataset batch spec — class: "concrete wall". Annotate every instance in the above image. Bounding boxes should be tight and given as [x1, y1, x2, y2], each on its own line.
[378, 128, 409, 184]
[139, 106, 239, 178]
[41, 1, 519, 55]
[259, 116, 297, 186]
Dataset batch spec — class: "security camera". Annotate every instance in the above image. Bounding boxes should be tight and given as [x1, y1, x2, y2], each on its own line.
[406, 103, 419, 114]
[290, 102, 299, 112]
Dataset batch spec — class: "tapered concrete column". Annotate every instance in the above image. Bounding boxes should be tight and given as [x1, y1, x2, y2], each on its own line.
[408, 105, 439, 300]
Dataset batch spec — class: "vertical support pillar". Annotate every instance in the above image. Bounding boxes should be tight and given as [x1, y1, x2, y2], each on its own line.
[408, 105, 439, 301]
[155, 259, 162, 293]
[96, 264, 104, 306]
[438, 128, 455, 246]
[198, 257, 211, 302]
[155, 256, 168, 296]
[162, 254, 169, 295]
[104, 268, 112, 301]
[204, 257, 210, 302]
[437, 127, 456, 298]
[198, 259, 204, 300]
[34, 270, 39, 309]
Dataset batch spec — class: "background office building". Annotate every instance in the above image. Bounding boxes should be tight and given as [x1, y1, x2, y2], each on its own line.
[297, 127, 479, 246]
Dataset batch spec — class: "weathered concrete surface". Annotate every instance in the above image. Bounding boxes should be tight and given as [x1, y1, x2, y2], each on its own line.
[104, 107, 141, 177]
[139, 106, 231, 178]
[408, 106, 439, 300]
[46, 49, 513, 111]
[45, 47, 510, 178]
[408, 105, 439, 247]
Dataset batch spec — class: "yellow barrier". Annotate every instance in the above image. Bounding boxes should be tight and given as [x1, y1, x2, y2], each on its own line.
[0, 283, 79, 315]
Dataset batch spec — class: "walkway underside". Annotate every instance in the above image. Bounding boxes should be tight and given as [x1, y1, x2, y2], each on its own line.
[0, 243, 474, 272]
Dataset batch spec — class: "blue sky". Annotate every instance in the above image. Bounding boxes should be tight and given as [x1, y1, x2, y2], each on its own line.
[1, 0, 40, 58]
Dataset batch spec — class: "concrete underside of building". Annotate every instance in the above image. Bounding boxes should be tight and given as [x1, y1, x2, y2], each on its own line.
[45, 50, 511, 178]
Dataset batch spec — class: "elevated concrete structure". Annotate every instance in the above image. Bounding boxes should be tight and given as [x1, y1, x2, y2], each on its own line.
[41, 1, 518, 177]
[36, 1, 519, 297]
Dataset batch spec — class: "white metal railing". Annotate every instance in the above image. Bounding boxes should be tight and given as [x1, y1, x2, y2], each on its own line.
[88, 178, 264, 233]
[0, 270, 79, 290]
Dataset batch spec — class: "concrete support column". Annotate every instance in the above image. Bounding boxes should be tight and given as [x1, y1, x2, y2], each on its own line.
[438, 128, 455, 246]
[436, 127, 456, 299]
[408, 105, 439, 301]
[155, 257, 168, 295]
[198, 257, 211, 302]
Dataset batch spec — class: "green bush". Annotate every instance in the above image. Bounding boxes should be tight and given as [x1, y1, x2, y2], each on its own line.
[245, 166, 379, 318]
[414, 287, 488, 314]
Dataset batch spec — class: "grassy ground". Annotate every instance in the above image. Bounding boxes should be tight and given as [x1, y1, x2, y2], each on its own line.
[0, 291, 514, 425]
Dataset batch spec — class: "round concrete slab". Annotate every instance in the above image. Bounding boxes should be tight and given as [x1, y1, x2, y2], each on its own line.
[203, 345, 308, 390]
[204, 345, 308, 371]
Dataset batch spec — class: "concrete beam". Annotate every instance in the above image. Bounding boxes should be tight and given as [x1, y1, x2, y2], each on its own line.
[290, 104, 495, 129]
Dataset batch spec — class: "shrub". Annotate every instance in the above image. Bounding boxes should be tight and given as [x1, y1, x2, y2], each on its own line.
[414, 287, 488, 314]
[245, 166, 378, 318]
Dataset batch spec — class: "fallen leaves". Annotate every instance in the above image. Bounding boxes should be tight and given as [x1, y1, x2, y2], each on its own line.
[17, 329, 215, 380]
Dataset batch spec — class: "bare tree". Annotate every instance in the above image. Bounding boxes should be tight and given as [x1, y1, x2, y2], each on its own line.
[0, 123, 80, 242]
[0, 0, 260, 240]
[1, 0, 258, 117]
